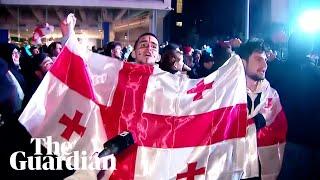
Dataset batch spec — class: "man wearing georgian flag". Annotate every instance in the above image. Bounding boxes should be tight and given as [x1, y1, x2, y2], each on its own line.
[19, 14, 257, 179]
[238, 40, 287, 180]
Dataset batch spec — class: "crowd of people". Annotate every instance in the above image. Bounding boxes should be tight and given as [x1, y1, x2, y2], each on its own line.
[1, 14, 320, 179]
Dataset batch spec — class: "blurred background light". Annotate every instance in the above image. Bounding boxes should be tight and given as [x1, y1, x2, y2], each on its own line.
[298, 9, 320, 33]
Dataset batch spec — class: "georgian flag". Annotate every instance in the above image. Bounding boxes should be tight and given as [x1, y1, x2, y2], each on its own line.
[247, 79, 287, 180]
[19, 34, 255, 179]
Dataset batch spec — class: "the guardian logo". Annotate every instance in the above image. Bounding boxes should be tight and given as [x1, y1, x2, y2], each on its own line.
[10, 136, 115, 171]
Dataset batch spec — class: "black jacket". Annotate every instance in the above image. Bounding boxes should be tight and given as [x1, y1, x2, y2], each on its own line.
[267, 60, 320, 147]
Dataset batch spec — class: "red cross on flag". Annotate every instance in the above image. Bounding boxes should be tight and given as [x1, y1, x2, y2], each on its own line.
[19, 33, 256, 179]
[187, 80, 214, 101]
[176, 162, 206, 180]
[59, 110, 86, 141]
[19, 36, 109, 160]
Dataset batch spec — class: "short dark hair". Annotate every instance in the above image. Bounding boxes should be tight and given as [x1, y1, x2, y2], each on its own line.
[133, 32, 159, 50]
[200, 51, 214, 63]
[212, 41, 232, 64]
[237, 39, 267, 61]
[104, 41, 122, 57]
[162, 43, 181, 54]
[48, 41, 61, 56]
[159, 43, 182, 73]
[30, 45, 38, 52]
[32, 53, 49, 70]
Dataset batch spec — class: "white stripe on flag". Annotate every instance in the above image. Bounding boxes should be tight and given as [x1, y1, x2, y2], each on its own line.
[259, 143, 285, 180]
[144, 55, 247, 116]
[19, 72, 107, 157]
[64, 36, 124, 106]
[242, 124, 259, 179]
[86, 52, 123, 106]
[134, 138, 247, 180]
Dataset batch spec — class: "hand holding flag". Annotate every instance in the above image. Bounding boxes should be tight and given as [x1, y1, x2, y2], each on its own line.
[20, 13, 257, 179]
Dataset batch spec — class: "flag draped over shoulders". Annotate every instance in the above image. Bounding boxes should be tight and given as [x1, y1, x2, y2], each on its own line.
[19, 34, 255, 179]
[247, 79, 287, 180]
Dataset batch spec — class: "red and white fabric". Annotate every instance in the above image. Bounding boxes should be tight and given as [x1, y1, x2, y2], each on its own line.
[20, 34, 255, 179]
[247, 79, 287, 180]
[31, 23, 54, 45]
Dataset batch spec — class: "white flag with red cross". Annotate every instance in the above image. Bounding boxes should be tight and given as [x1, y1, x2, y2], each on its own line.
[19, 34, 256, 179]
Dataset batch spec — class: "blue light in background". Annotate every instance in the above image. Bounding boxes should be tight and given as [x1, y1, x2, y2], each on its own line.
[298, 9, 320, 33]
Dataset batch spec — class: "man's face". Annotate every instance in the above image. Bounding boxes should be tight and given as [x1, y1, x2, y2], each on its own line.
[203, 61, 213, 70]
[11, 48, 20, 66]
[112, 45, 122, 59]
[40, 57, 54, 73]
[172, 51, 184, 71]
[134, 35, 159, 64]
[53, 43, 62, 57]
[244, 51, 268, 81]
